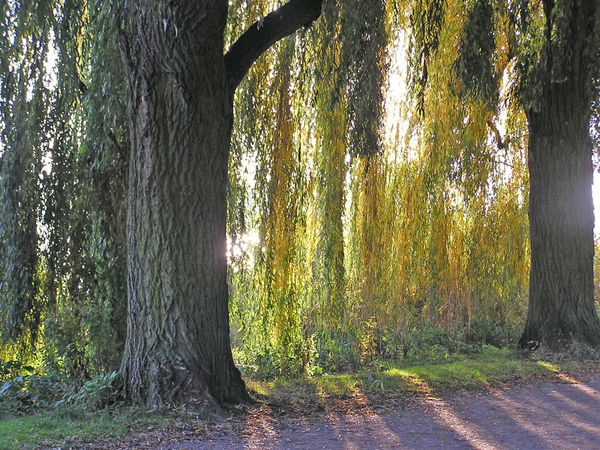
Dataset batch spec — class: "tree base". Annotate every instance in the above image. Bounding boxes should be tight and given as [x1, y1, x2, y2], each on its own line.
[519, 314, 600, 351]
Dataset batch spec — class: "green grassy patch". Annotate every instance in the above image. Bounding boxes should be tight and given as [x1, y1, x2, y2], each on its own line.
[370, 349, 545, 392]
[0, 408, 182, 449]
[248, 348, 600, 408]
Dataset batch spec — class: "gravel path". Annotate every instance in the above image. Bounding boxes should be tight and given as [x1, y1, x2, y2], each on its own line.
[168, 373, 600, 449]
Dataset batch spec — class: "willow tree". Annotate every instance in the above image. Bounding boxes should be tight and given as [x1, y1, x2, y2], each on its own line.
[431, 0, 600, 348]
[343, 0, 388, 324]
[515, 0, 600, 348]
[0, 1, 129, 373]
[311, 2, 347, 330]
[117, 0, 323, 409]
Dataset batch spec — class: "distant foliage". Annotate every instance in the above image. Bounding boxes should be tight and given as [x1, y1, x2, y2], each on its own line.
[0, 1, 127, 377]
[228, 0, 532, 377]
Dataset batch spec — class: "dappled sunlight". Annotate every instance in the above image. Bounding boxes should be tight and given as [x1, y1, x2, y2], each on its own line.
[489, 394, 559, 447]
[382, 368, 432, 393]
[318, 374, 361, 397]
[381, 359, 503, 393]
[424, 397, 502, 449]
[470, 369, 490, 385]
[548, 389, 598, 418]
[244, 380, 271, 398]
[379, 368, 504, 449]
[321, 384, 405, 449]
[240, 404, 281, 448]
[224, 360, 599, 449]
[473, 378, 600, 448]
[555, 372, 578, 383]
[536, 361, 578, 383]
[536, 360, 561, 373]
[571, 378, 600, 398]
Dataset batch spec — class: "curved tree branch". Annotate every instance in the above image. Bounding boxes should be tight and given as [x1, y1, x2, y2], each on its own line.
[225, 0, 323, 93]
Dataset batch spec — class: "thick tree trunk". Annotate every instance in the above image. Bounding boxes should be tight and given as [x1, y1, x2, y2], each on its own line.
[119, 1, 249, 410]
[521, 84, 600, 349]
[117, 0, 322, 411]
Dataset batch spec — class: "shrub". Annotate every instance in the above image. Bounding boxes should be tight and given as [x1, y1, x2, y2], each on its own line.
[57, 372, 118, 411]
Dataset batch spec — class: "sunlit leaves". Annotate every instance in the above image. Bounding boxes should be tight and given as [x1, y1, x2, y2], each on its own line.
[227, 0, 533, 374]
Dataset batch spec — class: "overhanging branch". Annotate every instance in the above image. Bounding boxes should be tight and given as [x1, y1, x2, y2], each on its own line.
[224, 0, 323, 93]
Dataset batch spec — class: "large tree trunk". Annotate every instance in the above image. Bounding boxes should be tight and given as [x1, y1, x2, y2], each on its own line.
[118, 1, 249, 410]
[521, 82, 600, 349]
[116, 0, 322, 411]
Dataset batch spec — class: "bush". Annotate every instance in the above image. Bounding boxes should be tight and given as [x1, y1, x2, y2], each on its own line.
[461, 318, 516, 347]
[0, 361, 68, 417]
[314, 330, 359, 373]
[57, 372, 118, 411]
[379, 326, 479, 362]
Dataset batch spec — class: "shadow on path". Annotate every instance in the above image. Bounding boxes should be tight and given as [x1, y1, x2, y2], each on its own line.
[157, 373, 600, 449]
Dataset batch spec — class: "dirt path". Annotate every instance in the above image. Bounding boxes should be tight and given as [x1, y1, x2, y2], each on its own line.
[103, 373, 600, 449]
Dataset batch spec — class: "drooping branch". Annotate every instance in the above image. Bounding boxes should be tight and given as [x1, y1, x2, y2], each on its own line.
[224, 0, 323, 93]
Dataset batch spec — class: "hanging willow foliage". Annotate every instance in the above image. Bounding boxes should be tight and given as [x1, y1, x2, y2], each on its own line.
[409, 0, 446, 116]
[310, 1, 347, 332]
[0, 1, 127, 374]
[0, 0, 564, 378]
[227, 1, 311, 375]
[399, 0, 529, 338]
[342, 0, 389, 357]
[0, 1, 51, 347]
[226, 0, 534, 374]
[454, 0, 498, 103]
[256, 40, 310, 373]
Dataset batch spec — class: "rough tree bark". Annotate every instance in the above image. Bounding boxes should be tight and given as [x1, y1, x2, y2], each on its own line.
[520, 0, 600, 349]
[522, 84, 600, 349]
[118, 0, 322, 411]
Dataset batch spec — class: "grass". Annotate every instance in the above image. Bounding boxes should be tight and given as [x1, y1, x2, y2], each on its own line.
[1, 348, 598, 448]
[0, 408, 182, 449]
[246, 348, 600, 408]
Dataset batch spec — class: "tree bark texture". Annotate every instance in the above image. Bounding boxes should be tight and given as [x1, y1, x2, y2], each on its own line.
[119, 1, 248, 410]
[117, 0, 323, 410]
[520, 0, 600, 349]
[521, 83, 600, 349]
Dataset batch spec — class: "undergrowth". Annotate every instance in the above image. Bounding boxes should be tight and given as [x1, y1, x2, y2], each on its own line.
[235, 324, 517, 380]
[246, 346, 600, 412]
[1, 334, 599, 448]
